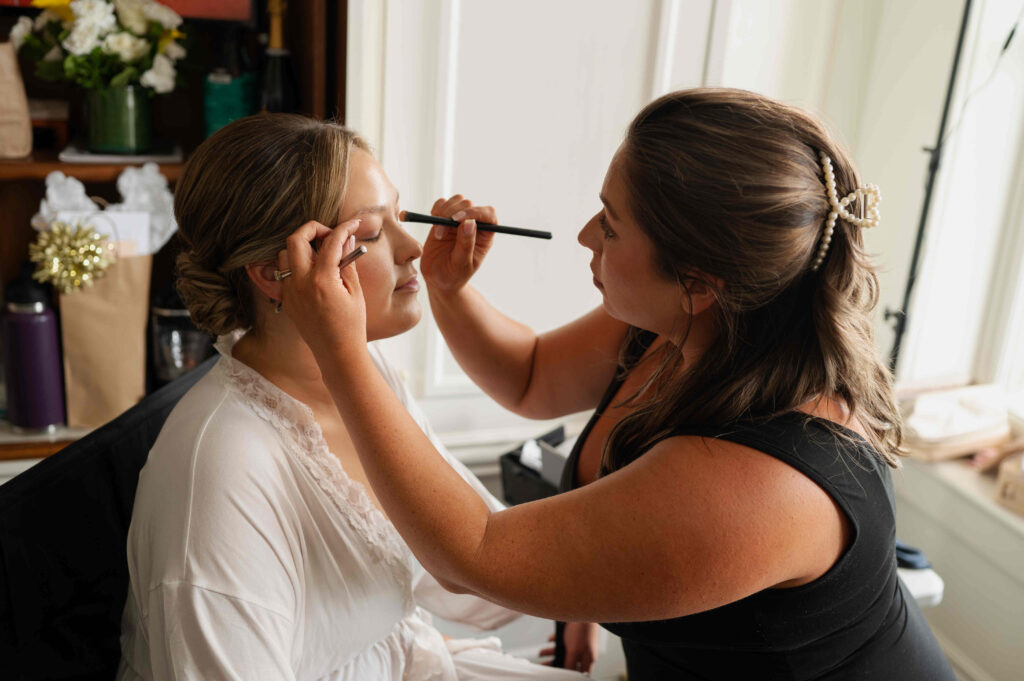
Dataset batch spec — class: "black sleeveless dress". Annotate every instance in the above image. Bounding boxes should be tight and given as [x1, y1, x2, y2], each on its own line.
[558, 337, 956, 680]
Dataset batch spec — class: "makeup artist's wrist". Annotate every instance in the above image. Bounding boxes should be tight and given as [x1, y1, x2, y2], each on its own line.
[423, 275, 469, 298]
[318, 342, 375, 387]
[426, 281, 474, 309]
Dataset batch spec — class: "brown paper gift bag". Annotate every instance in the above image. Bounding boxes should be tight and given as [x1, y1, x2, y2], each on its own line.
[0, 42, 32, 159]
[59, 255, 152, 428]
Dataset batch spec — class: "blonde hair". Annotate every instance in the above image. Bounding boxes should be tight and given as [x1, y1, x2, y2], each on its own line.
[603, 88, 902, 472]
[174, 114, 369, 335]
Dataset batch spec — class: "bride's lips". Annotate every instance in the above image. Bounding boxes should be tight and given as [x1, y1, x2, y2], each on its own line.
[395, 275, 420, 293]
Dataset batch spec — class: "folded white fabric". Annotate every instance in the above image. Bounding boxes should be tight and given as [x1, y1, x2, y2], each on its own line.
[906, 384, 1007, 444]
[903, 384, 1011, 459]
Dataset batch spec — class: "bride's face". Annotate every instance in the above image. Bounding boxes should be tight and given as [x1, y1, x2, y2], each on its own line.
[339, 150, 423, 341]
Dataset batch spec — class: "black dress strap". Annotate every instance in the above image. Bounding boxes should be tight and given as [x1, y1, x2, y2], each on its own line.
[558, 329, 657, 492]
[658, 412, 884, 506]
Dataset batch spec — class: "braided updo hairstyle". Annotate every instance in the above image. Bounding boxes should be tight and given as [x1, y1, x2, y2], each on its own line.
[601, 88, 902, 473]
[174, 114, 369, 336]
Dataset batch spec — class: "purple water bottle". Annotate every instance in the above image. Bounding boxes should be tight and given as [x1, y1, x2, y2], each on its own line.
[2, 264, 65, 432]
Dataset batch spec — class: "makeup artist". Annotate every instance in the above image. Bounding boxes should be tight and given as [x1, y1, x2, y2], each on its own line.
[277, 88, 957, 680]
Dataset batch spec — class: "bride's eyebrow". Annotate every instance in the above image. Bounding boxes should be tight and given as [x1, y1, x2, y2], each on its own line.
[354, 191, 400, 218]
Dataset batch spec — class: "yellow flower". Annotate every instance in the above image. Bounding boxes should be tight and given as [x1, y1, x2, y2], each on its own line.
[157, 27, 184, 54]
[31, 0, 74, 23]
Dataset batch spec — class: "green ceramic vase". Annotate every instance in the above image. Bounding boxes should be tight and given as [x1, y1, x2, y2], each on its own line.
[85, 85, 152, 154]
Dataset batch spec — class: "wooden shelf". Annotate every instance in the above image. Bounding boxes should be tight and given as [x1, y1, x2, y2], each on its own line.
[0, 421, 90, 461]
[0, 439, 72, 461]
[0, 149, 184, 183]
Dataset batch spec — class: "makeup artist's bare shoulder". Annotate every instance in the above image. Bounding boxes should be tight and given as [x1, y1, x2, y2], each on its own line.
[797, 396, 869, 440]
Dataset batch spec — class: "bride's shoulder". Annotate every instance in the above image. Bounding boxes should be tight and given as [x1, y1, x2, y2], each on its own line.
[149, 364, 288, 477]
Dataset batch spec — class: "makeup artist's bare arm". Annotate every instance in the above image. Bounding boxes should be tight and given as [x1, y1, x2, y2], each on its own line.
[281, 220, 845, 627]
[421, 195, 628, 418]
[428, 289, 627, 419]
[321, 351, 842, 623]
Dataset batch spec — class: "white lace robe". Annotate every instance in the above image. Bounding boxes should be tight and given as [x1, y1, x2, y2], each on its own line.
[116, 335, 583, 681]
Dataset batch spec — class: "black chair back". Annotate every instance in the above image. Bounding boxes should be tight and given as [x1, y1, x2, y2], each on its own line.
[0, 357, 216, 681]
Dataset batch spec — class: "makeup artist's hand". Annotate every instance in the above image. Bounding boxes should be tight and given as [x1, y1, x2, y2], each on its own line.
[540, 621, 600, 673]
[419, 194, 496, 294]
[278, 219, 368, 359]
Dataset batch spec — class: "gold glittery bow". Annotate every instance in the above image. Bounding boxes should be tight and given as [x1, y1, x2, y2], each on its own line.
[28, 220, 116, 294]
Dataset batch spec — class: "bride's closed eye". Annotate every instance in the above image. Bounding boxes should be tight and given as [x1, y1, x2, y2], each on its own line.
[353, 219, 384, 243]
[357, 208, 401, 243]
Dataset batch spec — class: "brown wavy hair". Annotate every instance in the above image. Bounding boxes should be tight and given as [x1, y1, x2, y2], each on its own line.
[174, 114, 369, 336]
[602, 88, 902, 473]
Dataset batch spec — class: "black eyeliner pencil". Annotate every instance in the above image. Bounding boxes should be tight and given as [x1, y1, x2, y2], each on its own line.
[401, 211, 552, 240]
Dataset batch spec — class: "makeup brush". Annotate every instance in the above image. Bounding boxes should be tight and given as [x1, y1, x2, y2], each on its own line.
[401, 211, 552, 240]
[339, 245, 367, 270]
[311, 236, 368, 270]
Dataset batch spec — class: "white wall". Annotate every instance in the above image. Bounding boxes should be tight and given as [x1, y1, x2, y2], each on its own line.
[717, 0, 840, 105]
[347, 0, 723, 455]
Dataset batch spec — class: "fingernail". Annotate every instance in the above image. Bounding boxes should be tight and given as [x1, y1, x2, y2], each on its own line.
[461, 219, 475, 236]
[452, 210, 466, 222]
[434, 225, 446, 240]
[348, 235, 355, 248]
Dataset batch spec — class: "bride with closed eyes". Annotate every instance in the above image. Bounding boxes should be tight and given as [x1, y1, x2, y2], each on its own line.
[115, 113, 585, 681]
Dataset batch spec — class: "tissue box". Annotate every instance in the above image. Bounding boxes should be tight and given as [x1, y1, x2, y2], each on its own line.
[499, 426, 565, 506]
[996, 453, 1024, 516]
[499, 453, 558, 506]
[539, 439, 570, 487]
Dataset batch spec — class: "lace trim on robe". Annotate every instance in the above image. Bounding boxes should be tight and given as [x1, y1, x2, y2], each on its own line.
[212, 332, 414, 596]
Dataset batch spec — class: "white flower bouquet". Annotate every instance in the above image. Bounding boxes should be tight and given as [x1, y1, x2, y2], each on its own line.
[8, 0, 186, 94]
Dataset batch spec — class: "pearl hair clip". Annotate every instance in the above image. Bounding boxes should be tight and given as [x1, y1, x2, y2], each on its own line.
[812, 152, 881, 271]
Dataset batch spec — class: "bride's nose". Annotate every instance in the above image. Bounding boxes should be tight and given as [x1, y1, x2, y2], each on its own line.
[394, 224, 423, 263]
